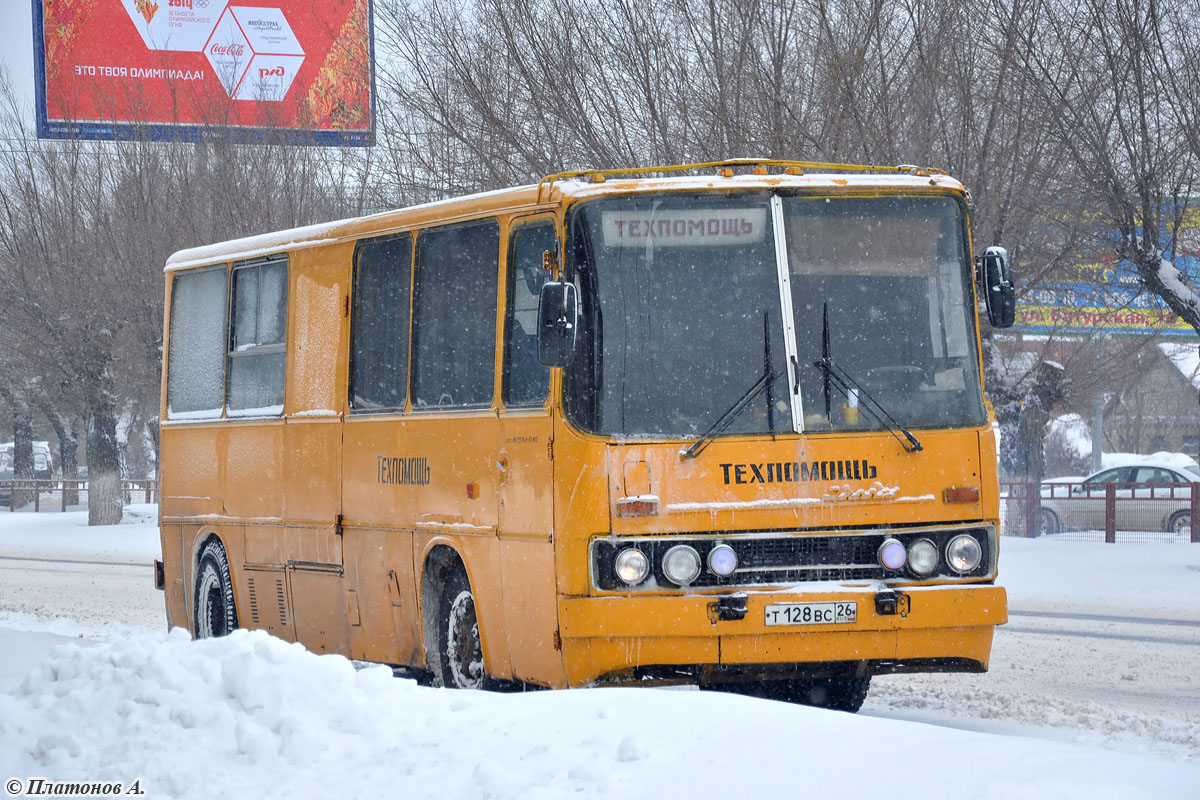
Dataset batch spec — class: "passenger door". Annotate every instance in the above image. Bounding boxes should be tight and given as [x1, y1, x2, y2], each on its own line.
[496, 215, 563, 686]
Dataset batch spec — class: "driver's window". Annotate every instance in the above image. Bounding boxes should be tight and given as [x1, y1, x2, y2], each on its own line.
[1087, 468, 1128, 483]
[503, 220, 556, 407]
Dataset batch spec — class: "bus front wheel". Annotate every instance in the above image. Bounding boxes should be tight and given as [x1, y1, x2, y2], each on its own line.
[193, 537, 238, 638]
[715, 674, 871, 713]
[437, 567, 491, 690]
[784, 675, 872, 712]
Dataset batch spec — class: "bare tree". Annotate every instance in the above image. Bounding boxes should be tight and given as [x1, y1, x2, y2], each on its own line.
[1031, 0, 1200, 331]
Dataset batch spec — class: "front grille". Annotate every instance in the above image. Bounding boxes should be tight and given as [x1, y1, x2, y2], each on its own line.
[591, 526, 992, 590]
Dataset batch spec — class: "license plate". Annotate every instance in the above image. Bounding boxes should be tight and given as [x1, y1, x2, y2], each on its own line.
[764, 601, 857, 626]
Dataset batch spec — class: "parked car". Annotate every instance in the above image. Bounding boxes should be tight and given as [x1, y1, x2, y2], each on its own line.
[1039, 461, 1200, 535]
[0, 441, 54, 479]
[0, 453, 11, 506]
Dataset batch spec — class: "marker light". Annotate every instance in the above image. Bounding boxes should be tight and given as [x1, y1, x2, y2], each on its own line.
[878, 538, 907, 571]
[907, 539, 939, 576]
[707, 544, 738, 577]
[946, 534, 983, 573]
[662, 545, 702, 586]
[614, 548, 650, 585]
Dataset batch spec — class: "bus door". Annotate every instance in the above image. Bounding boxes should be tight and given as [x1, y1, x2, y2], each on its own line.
[282, 252, 352, 655]
[341, 233, 422, 666]
[496, 215, 563, 686]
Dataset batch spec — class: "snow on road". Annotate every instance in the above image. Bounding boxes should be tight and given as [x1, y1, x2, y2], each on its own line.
[1, 508, 1199, 798]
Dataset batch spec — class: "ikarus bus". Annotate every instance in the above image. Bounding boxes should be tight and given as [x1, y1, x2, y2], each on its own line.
[157, 159, 1014, 712]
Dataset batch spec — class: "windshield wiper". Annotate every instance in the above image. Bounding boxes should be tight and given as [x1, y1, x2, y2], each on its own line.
[814, 302, 923, 454]
[681, 313, 781, 460]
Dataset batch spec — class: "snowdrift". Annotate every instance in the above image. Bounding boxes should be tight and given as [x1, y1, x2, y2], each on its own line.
[2, 629, 1197, 799]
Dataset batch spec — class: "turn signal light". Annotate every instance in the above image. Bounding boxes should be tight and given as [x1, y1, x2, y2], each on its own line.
[943, 487, 980, 504]
[615, 496, 659, 517]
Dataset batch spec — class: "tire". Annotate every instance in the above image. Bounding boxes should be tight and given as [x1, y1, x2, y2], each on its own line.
[194, 538, 238, 638]
[1038, 508, 1060, 537]
[712, 674, 871, 713]
[437, 567, 491, 690]
[1168, 510, 1191, 535]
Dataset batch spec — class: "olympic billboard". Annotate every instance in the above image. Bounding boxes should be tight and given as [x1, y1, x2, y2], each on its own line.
[32, 0, 375, 145]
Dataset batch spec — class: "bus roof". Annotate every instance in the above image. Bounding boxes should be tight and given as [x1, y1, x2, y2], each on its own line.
[164, 166, 964, 273]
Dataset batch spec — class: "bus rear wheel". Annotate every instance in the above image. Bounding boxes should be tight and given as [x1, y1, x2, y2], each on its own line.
[437, 567, 491, 690]
[194, 538, 238, 638]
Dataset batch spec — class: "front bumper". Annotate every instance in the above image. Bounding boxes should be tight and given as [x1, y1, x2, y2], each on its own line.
[557, 582, 1007, 686]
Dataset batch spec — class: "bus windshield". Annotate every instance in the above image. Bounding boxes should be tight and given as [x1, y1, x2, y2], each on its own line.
[565, 192, 986, 438]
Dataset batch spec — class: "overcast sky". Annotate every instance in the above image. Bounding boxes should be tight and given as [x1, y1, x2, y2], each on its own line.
[1, 0, 37, 122]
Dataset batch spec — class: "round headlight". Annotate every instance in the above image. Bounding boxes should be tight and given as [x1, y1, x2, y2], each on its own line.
[662, 545, 702, 585]
[907, 538, 939, 576]
[707, 544, 738, 577]
[946, 534, 982, 573]
[614, 548, 650, 585]
[878, 537, 907, 571]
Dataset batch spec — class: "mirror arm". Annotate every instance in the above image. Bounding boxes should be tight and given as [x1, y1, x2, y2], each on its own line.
[542, 249, 561, 281]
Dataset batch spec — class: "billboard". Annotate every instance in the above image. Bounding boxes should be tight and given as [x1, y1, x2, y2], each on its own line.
[32, 0, 375, 145]
[1014, 219, 1200, 339]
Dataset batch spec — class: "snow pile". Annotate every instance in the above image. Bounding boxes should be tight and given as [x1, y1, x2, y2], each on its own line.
[1, 629, 1198, 799]
[871, 679, 1200, 762]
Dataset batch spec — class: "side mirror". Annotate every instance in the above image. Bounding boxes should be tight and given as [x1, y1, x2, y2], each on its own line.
[980, 246, 1016, 328]
[537, 281, 578, 367]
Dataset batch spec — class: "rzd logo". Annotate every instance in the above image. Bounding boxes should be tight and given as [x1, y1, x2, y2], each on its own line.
[259, 66, 286, 78]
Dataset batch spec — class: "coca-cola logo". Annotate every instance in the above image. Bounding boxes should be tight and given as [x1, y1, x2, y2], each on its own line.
[259, 66, 285, 78]
[209, 42, 245, 57]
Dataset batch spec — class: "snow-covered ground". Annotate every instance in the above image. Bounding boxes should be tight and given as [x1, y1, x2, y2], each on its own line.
[1, 508, 1198, 798]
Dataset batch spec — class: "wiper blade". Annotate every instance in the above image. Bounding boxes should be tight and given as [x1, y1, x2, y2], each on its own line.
[679, 367, 782, 460]
[814, 302, 923, 454]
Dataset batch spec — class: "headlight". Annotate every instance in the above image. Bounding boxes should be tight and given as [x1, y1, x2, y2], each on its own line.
[662, 545, 702, 585]
[614, 548, 650, 585]
[878, 538, 907, 571]
[945, 534, 982, 573]
[707, 544, 738, 577]
[907, 538, 939, 576]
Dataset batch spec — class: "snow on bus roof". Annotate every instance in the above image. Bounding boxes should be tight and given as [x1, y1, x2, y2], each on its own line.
[163, 183, 540, 272]
[551, 171, 964, 197]
[164, 172, 964, 272]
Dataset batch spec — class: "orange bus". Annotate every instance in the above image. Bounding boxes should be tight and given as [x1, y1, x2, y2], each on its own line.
[157, 159, 1013, 711]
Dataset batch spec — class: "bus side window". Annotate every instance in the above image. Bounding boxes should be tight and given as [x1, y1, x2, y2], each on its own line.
[503, 221, 556, 407]
[228, 256, 288, 414]
[411, 219, 500, 409]
[166, 267, 228, 418]
[350, 234, 413, 411]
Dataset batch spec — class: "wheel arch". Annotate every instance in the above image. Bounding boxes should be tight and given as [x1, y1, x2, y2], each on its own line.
[191, 529, 239, 637]
[420, 542, 489, 686]
[1036, 505, 1060, 535]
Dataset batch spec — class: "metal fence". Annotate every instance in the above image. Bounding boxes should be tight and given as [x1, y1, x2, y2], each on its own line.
[0, 479, 159, 513]
[1001, 481, 1200, 543]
